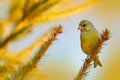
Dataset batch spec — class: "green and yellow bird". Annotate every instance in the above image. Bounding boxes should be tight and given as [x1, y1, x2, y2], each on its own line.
[78, 20, 102, 68]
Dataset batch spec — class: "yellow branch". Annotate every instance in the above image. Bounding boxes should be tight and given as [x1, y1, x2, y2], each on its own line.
[16, 26, 62, 61]
[33, 0, 100, 22]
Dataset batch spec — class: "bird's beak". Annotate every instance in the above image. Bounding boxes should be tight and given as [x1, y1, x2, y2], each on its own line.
[78, 26, 83, 31]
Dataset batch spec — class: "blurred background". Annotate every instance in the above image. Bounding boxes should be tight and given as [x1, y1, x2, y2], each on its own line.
[0, 0, 120, 80]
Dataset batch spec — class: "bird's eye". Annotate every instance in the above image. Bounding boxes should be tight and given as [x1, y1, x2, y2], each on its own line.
[82, 24, 86, 27]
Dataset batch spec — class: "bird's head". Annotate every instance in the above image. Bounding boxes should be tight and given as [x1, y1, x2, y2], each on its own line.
[78, 20, 94, 32]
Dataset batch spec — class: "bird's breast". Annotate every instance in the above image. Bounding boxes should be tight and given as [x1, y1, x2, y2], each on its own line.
[80, 31, 99, 55]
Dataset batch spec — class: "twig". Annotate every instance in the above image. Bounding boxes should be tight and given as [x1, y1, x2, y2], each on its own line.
[7, 25, 62, 80]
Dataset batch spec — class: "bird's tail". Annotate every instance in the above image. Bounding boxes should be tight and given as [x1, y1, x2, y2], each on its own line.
[93, 55, 102, 68]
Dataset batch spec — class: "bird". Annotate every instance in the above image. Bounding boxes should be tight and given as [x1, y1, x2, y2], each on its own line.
[78, 20, 102, 68]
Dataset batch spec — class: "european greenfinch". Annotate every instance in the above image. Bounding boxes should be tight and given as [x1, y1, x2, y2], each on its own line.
[78, 20, 102, 68]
